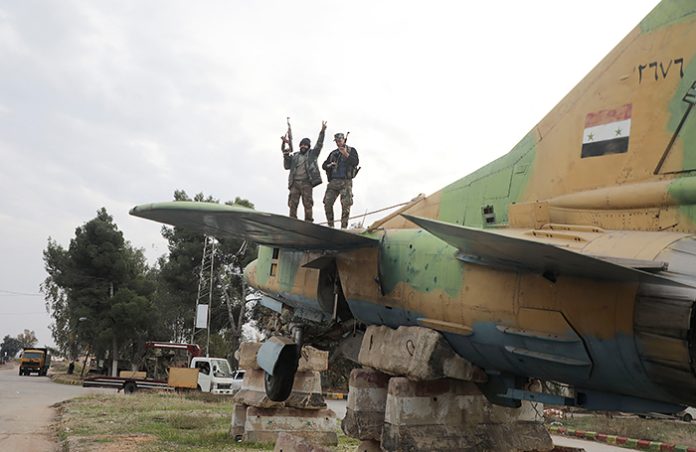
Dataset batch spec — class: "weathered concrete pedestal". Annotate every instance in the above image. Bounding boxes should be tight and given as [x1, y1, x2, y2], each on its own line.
[342, 368, 389, 442]
[245, 406, 337, 444]
[342, 326, 553, 452]
[382, 377, 550, 452]
[231, 342, 338, 447]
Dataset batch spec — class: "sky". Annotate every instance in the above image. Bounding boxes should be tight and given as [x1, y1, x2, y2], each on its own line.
[0, 0, 661, 348]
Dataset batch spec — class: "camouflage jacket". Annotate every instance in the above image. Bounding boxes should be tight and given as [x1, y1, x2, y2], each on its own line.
[284, 129, 325, 188]
[322, 146, 359, 181]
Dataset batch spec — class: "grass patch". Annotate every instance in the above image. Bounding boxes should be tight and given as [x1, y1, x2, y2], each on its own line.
[551, 414, 696, 447]
[168, 413, 210, 430]
[336, 432, 360, 449]
[57, 392, 354, 451]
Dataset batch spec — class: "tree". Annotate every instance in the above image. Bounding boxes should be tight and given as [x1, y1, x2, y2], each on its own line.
[16, 329, 38, 348]
[1, 335, 23, 359]
[42, 208, 157, 374]
[156, 190, 256, 363]
[42, 238, 74, 358]
[0, 331, 39, 360]
[218, 243, 249, 367]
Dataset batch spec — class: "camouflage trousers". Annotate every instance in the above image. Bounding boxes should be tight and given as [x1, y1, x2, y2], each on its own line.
[323, 178, 353, 228]
[288, 180, 314, 222]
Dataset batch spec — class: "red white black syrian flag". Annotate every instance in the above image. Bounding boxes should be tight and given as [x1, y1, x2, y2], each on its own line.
[581, 104, 632, 158]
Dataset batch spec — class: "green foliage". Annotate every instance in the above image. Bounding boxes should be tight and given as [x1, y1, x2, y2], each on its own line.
[42, 193, 259, 369]
[41, 208, 157, 366]
[16, 329, 38, 348]
[1, 335, 23, 358]
[42, 238, 74, 357]
[0, 330, 45, 359]
[204, 332, 226, 359]
[156, 190, 257, 361]
[227, 196, 255, 210]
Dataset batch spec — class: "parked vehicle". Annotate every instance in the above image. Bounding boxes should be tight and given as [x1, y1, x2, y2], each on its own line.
[231, 370, 245, 391]
[191, 357, 244, 394]
[19, 348, 51, 376]
[83, 342, 243, 394]
[677, 407, 696, 422]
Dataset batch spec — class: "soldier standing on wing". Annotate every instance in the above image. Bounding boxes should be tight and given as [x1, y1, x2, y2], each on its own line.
[322, 132, 360, 228]
[282, 121, 327, 222]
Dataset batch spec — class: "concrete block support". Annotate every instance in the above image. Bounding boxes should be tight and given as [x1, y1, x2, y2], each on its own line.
[233, 368, 326, 410]
[342, 368, 389, 441]
[232, 341, 335, 450]
[355, 440, 382, 452]
[238, 342, 262, 370]
[298, 346, 329, 372]
[237, 341, 328, 372]
[230, 403, 247, 439]
[273, 432, 333, 452]
[381, 377, 552, 452]
[233, 368, 284, 409]
[244, 406, 338, 446]
[358, 326, 487, 382]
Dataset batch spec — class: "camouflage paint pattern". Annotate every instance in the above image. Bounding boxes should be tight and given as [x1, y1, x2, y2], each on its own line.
[378, 229, 464, 298]
[241, 1, 696, 410]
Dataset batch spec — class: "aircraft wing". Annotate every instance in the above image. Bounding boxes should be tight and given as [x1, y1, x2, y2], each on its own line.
[130, 202, 378, 250]
[403, 214, 690, 287]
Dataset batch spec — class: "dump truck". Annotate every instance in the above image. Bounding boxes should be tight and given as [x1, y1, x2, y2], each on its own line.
[19, 347, 51, 376]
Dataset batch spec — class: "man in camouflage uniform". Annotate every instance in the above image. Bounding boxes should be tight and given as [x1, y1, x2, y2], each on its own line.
[282, 121, 326, 222]
[322, 132, 360, 228]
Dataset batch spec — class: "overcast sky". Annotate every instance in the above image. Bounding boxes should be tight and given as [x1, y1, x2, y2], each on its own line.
[0, 0, 661, 348]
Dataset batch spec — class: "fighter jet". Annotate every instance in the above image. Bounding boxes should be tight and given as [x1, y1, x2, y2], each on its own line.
[131, 0, 696, 413]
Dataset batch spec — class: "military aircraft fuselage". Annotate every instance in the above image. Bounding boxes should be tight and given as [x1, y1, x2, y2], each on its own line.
[131, 0, 696, 414]
[245, 226, 696, 412]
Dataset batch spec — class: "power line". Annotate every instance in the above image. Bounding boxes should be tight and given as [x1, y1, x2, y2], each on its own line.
[0, 289, 42, 297]
[0, 312, 48, 315]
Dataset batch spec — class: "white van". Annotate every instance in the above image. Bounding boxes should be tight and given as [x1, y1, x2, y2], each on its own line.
[190, 357, 244, 394]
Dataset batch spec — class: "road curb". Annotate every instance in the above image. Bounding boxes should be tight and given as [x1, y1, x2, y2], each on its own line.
[323, 392, 347, 400]
[49, 374, 83, 386]
[549, 425, 696, 451]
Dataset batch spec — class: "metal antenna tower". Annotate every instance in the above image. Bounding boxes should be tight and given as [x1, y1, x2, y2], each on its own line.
[192, 235, 216, 356]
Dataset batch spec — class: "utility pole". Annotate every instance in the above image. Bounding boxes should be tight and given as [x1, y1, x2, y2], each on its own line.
[110, 282, 118, 377]
[206, 245, 215, 357]
[193, 236, 216, 357]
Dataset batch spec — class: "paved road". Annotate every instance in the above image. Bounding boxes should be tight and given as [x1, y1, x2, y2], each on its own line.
[0, 364, 114, 452]
[326, 399, 347, 420]
[551, 435, 632, 451]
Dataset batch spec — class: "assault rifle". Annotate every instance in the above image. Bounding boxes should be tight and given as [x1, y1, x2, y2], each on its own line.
[329, 131, 361, 178]
[281, 117, 293, 155]
[344, 132, 361, 177]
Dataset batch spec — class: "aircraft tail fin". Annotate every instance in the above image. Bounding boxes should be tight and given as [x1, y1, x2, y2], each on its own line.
[385, 2, 696, 233]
